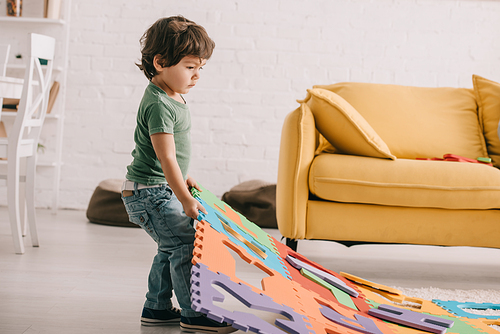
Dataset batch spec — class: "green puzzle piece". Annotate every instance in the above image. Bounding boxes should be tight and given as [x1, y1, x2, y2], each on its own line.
[300, 268, 358, 310]
[192, 184, 279, 256]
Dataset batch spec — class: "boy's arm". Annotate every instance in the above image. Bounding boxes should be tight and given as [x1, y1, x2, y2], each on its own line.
[151, 132, 207, 220]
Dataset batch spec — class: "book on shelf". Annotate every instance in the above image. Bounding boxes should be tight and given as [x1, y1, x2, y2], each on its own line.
[45, 0, 62, 19]
[1, 98, 19, 112]
[22, 0, 46, 18]
[0, 121, 5, 160]
[0, 121, 6, 138]
[46, 81, 59, 114]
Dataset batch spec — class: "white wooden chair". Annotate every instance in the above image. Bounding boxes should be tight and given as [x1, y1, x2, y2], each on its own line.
[0, 33, 55, 254]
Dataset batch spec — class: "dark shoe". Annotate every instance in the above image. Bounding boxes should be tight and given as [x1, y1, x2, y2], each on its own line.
[141, 306, 181, 326]
[180, 315, 236, 333]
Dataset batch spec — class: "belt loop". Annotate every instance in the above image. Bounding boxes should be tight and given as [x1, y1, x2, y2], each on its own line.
[133, 182, 138, 193]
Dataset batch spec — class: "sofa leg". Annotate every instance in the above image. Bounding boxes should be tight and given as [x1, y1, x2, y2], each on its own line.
[285, 238, 298, 252]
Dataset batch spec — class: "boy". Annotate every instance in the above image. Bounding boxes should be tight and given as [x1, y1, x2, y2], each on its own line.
[122, 16, 235, 334]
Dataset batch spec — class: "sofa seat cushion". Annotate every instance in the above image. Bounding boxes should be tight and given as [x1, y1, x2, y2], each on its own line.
[309, 154, 500, 210]
[315, 82, 487, 160]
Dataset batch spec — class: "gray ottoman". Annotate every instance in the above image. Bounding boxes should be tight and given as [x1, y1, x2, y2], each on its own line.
[221, 180, 277, 228]
[86, 179, 138, 228]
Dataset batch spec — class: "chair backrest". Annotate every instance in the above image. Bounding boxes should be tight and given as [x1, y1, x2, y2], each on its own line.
[10, 34, 55, 154]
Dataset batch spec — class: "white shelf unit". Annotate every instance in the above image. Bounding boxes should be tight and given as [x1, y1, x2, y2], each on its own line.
[0, 1, 72, 213]
[0, 16, 65, 24]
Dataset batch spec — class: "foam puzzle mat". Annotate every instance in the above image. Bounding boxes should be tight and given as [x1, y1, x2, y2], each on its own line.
[190, 185, 500, 334]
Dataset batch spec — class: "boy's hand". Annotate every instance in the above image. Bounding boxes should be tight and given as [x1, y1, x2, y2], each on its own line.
[185, 175, 202, 192]
[183, 196, 207, 221]
[184, 175, 206, 219]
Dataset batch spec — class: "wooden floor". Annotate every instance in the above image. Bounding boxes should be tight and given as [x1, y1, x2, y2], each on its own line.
[1, 207, 499, 333]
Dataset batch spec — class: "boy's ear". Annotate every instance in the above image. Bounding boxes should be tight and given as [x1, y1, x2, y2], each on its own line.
[153, 55, 165, 72]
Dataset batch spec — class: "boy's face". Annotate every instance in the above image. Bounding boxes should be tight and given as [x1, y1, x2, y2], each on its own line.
[153, 55, 207, 97]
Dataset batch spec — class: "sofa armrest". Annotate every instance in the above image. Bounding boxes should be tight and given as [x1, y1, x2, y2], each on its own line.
[276, 103, 317, 239]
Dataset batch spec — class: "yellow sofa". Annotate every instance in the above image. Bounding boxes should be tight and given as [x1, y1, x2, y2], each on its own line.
[276, 75, 500, 250]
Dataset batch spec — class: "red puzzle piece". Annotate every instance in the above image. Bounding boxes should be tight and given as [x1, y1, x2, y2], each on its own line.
[417, 154, 493, 166]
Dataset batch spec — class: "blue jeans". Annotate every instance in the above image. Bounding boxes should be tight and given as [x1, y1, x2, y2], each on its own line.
[121, 182, 201, 317]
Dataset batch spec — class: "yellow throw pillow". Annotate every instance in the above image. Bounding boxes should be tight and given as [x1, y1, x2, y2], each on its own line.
[473, 75, 500, 168]
[306, 88, 396, 160]
[314, 133, 337, 155]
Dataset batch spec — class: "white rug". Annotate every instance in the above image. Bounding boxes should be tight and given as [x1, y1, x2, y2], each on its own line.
[397, 286, 500, 332]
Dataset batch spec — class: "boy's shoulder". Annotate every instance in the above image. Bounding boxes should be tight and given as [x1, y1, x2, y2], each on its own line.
[138, 83, 189, 125]
[142, 82, 164, 104]
[142, 82, 187, 111]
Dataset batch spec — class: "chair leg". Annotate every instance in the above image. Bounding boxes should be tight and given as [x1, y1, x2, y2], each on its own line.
[26, 155, 39, 247]
[7, 156, 25, 254]
[19, 181, 27, 236]
[285, 238, 298, 252]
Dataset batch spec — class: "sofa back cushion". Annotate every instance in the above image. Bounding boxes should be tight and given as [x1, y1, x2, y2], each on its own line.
[473, 75, 500, 168]
[315, 82, 487, 160]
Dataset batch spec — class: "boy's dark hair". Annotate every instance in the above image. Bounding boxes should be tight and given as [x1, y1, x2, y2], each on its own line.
[137, 16, 215, 80]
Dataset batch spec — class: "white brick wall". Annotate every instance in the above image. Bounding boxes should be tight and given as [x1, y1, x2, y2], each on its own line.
[1, 0, 500, 209]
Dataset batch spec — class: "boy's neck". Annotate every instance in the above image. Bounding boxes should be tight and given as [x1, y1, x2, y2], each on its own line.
[151, 79, 185, 104]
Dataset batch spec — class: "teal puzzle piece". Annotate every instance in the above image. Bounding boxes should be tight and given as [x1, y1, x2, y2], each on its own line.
[432, 300, 500, 320]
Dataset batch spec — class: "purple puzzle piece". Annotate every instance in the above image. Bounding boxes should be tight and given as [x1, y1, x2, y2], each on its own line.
[286, 255, 359, 297]
[368, 304, 454, 334]
[191, 262, 314, 334]
[320, 304, 383, 334]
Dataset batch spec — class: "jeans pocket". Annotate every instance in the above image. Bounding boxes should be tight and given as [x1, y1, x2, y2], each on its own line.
[150, 187, 173, 211]
[129, 210, 160, 243]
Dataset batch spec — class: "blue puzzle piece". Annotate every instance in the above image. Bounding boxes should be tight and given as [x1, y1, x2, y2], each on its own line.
[368, 304, 454, 334]
[191, 262, 314, 334]
[432, 300, 500, 320]
[196, 196, 291, 279]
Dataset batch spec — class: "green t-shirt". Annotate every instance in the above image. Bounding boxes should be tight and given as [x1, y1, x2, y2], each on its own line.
[126, 82, 191, 185]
